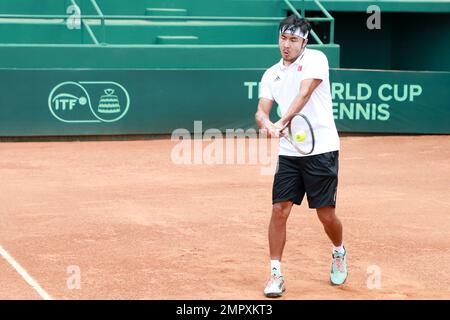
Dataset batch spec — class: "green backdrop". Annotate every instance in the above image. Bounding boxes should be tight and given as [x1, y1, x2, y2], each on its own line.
[0, 68, 448, 136]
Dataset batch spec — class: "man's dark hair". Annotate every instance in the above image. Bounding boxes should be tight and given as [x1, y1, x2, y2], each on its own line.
[279, 15, 311, 37]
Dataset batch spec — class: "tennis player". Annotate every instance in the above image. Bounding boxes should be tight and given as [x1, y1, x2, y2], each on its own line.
[255, 15, 347, 298]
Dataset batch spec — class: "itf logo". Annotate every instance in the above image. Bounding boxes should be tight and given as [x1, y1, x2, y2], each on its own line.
[48, 81, 130, 123]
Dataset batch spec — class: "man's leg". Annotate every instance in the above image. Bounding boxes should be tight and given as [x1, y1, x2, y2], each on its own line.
[316, 206, 347, 285]
[269, 201, 294, 260]
[316, 206, 342, 247]
[265, 155, 303, 297]
[301, 151, 347, 285]
[264, 200, 293, 298]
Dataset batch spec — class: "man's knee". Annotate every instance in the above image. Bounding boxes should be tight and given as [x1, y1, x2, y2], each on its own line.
[316, 206, 337, 226]
[272, 202, 292, 223]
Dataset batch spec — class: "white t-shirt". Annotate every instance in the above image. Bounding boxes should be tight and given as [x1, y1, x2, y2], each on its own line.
[259, 48, 340, 157]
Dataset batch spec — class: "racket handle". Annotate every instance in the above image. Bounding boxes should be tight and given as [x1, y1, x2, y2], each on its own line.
[278, 120, 289, 136]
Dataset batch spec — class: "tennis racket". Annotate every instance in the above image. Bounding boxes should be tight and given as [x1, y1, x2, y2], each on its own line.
[279, 113, 315, 155]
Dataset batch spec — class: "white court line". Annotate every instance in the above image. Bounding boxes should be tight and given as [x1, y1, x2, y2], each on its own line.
[0, 245, 53, 300]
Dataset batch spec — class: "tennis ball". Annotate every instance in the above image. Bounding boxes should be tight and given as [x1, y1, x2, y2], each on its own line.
[294, 131, 307, 142]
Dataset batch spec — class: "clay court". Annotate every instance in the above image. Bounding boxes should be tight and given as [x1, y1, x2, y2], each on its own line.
[0, 135, 449, 300]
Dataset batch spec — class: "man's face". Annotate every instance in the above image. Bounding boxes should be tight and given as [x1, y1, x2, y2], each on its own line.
[278, 33, 306, 62]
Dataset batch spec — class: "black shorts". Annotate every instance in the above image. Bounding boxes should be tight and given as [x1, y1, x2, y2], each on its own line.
[272, 151, 339, 209]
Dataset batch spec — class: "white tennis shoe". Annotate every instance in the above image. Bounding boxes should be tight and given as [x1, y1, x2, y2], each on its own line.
[263, 275, 286, 298]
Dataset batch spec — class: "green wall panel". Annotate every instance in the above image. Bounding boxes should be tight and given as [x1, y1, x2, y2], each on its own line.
[0, 0, 72, 14]
[90, 23, 280, 45]
[0, 23, 93, 44]
[329, 69, 450, 133]
[332, 12, 450, 71]
[0, 68, 448, 137]
[90, 0, 286, 16]
[0, 44, 340, 69]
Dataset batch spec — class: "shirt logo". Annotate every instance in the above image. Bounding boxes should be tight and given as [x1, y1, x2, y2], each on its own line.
[297, 65, 303, 72]
[274, 76, 281, 82]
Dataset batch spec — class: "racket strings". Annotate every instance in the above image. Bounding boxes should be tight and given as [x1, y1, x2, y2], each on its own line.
[287, 114, 315, 155]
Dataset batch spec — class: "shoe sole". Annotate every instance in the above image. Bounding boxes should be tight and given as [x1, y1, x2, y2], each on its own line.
[330, 275, 348, 286]
[264, 287, 286, 298]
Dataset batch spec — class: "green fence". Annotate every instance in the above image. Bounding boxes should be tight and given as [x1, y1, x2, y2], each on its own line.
[0, 68, 448, 137]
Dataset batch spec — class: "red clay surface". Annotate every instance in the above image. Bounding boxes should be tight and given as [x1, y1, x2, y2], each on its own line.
[0, 135, 449, 300]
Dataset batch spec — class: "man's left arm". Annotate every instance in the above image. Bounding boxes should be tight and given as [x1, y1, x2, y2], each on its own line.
[275, 78, 322, 128]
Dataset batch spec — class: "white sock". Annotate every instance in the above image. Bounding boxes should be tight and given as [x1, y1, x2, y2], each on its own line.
[332, 244, 345, 254]
[270, 260, 282, 277]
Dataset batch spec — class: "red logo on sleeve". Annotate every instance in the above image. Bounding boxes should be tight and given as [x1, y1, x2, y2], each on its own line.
[298, 65, 303, 72]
